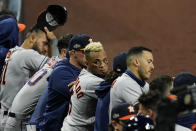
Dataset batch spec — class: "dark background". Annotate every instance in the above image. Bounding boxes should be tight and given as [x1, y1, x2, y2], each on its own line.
[23, 0, 196, 79]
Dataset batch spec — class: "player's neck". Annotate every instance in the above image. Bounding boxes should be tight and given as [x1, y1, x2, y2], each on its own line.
[127, 67, 142, 81]
[58, 55, 64, 59]
[21, 39, 33, 49]
[69, 57, 83, 70]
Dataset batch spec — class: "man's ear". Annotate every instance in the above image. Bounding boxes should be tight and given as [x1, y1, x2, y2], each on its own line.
[28, 34, 37, 48]
[84, 58, 88, 66]
[70, 50, 75, 56]
[29, 34, 36, 43]
[132, 58, 140, 67]
[61, 48, 67, 58]
[21, 34, 36, 49]
[148, 109, 154, 118]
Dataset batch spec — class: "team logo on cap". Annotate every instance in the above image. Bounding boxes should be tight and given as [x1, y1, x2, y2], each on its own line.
[46, 12, 58, 27]
[73, 44, 81, 49]
[113, 113, 120, 119]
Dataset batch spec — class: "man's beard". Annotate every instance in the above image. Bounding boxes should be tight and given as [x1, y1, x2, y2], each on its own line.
[138, 68, 147, 81]
[32, 43, 41, 54]
[78, 62, 87, 69]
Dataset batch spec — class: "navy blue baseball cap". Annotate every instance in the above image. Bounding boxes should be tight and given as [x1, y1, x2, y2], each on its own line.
[111, 103, 135, 122]
[113, 52, 127, 74]
[36, 5, 67, 31]
[68, 34, 91, 51]
[174, 72, 196, 88]
[123, 114, 154, 131]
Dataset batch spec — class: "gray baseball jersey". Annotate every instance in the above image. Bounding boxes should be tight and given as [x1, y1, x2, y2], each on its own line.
[109, 70, 149, 122]
[5, 57, 60, 131]
[0, 46, 48, 110]
[8, 56, 60, 115]
[61, 69, 104, 131]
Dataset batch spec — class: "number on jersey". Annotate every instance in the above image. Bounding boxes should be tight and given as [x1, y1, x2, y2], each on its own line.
[28, 69, 48, 86]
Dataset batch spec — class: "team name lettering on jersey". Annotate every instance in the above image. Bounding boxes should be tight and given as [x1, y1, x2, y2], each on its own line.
[68, 78, 84, 115]
[74, 78, 84, 99]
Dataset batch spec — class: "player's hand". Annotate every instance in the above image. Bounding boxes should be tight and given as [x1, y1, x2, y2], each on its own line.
[44, 27, 56, 40]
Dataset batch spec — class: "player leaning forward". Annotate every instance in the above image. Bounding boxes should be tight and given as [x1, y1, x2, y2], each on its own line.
[0, 26, 57, 128]
[4, 34, 72, 131]
[0, 4, 67, 130]
[61, 42, 109, 131]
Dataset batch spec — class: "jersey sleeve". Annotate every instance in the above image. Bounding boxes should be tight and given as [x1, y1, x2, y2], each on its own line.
[24, 50, 49, 71]
[51, 38, 59, 56]
[48, 66, 77, 99]
[85, 78, 104, 99]
[120, 82, 142, 106]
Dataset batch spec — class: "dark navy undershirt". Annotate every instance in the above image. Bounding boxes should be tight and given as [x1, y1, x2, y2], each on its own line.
[125, 69, 146, 88]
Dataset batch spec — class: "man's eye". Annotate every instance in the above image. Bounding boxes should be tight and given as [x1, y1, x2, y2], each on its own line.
[94, 61, 99, 64]
[147, 60, 152, 63]
[44, 42, 48, 45]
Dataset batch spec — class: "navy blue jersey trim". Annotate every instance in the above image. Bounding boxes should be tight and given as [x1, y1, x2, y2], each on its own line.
[125, 70, 145, 87]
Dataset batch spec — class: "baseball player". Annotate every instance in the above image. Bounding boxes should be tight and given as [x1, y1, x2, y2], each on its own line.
[94, 52, 127, 131]
[61, 42, 109, 131]
[37, 34, 91, 131]
[173, 72, 196, 129]
[109, 46, 154, 122]
[0, 5, 67, 130]
[0, 25, 56, 129]
[4, 34, 73, 131]
[109, 103, 135, 131]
